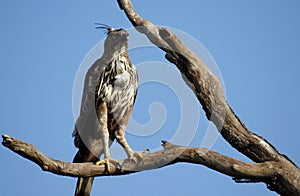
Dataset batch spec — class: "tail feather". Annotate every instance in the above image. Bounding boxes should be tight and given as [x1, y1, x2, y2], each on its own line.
[73, 150, 98, 196]
[74, 177, 94, 196]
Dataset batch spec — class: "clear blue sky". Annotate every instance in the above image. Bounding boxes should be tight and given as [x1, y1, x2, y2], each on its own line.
[1, 1, 299, 195]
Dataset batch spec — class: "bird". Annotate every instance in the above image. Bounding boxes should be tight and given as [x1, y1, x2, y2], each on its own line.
[72, 24, 146, 196]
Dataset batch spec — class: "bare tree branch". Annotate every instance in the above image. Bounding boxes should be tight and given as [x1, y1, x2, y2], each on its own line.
[2, 134, 279, 181]
[118, 0, 277, 163]
[2, 1, 300, 196]
[116, 0, 300, 195]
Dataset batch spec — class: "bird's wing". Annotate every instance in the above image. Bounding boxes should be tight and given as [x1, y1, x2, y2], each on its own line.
[73, 58, 107, 147]
[80, 59, 106, 116]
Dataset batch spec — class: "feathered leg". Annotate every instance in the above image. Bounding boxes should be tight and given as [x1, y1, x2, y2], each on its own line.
[115, 128, 134, 157]
[95, 102, 115, 173]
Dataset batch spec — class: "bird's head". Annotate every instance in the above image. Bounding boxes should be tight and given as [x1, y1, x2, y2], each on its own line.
[95, 23, 129, 56]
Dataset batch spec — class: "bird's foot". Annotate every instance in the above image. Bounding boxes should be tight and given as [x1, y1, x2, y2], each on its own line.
[128, 149, 150, 163]
[96, 158, 119, 173]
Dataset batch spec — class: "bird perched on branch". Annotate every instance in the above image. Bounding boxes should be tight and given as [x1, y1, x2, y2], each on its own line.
[72, 24, 146, 196]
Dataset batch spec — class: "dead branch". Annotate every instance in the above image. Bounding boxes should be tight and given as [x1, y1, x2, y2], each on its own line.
[117, 0, 300, 195]
[2, 1, 300, 196]
[2, 134, 279, 181]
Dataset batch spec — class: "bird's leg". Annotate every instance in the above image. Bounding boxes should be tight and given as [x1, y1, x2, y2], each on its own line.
[96, 126, 112, 173]
[95, 132, 119, 173]
[95, 111, 115, 173]
[115, 128, 149, 163]
[115, 127, 133, 157]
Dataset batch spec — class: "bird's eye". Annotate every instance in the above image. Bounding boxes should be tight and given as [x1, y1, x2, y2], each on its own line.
[112, 35, 117, 40]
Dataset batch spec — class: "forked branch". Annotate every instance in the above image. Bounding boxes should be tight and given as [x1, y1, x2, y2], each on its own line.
[117, 0, 300, 195]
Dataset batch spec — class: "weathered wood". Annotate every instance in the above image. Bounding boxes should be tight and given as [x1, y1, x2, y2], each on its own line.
[117, 0, 300, 195]
[2, 1, 300, 196]
[1, 134, 279, 181]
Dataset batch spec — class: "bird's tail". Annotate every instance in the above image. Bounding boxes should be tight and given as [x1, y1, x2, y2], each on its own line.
[74, 177, 94, 196]
[73, 150, 98, 196]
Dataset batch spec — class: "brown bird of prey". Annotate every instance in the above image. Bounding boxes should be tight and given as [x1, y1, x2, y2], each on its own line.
[72, 24, 145, 196]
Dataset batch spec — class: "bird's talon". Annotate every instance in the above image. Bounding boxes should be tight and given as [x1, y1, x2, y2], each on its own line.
[128, 149, 150, 163]
[142, 149, 150, 154]
[135, 148, 149, 157]
[96, 158, 112, 173]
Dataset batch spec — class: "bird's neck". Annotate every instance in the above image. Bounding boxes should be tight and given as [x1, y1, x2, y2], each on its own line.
[103, 49, 128, 62]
